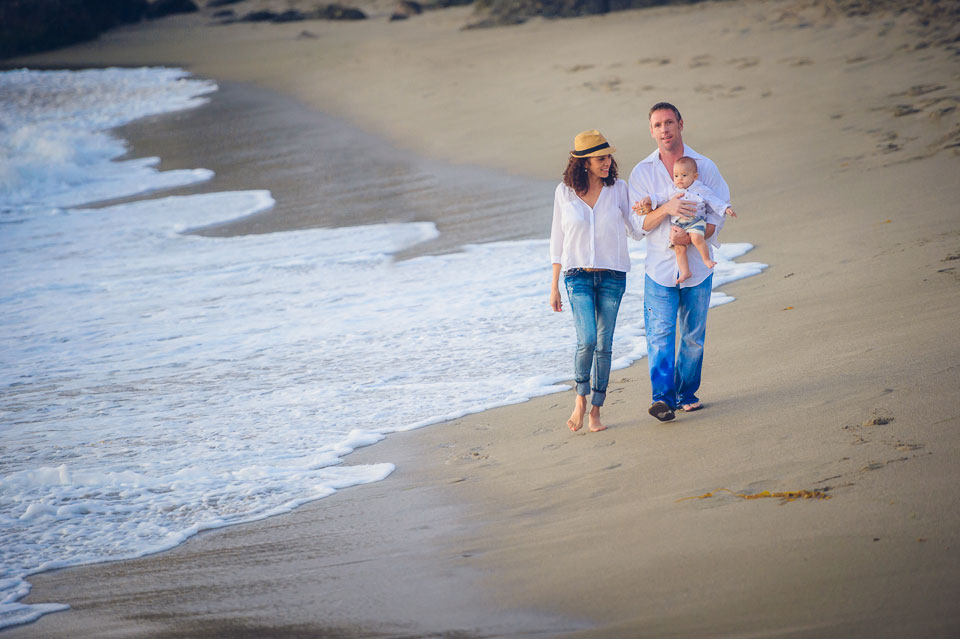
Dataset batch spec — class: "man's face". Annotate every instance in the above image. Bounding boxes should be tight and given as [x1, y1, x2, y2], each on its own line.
[649, 108, 683, 152]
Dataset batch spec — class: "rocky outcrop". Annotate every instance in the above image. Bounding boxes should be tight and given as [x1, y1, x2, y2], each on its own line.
[0, 0, 204, 59]
[316, 4, 367, 20]
[145, 0, 199, 19]
[390, 0, 423, 21]
[465, 0, 689, 28]
[236, 5, 366, 23]
[0, 0, 147, 59]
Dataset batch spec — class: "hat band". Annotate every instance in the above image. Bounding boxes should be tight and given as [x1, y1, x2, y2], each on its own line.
[571, 142, 610, 157]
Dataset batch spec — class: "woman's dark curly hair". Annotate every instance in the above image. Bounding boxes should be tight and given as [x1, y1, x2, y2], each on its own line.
[562, 155, 618, 195]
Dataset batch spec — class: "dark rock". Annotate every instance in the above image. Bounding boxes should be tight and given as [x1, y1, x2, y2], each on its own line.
[0, 0, 147, 59]
[211, 8, 235, 17]
[314, 4, 367, 20]
[398, 0, 423, 14]
[391, 0, 424, 19]
[241, 9, 277, 21]
[466, 0, 696, 28]
[273, 10, 306, 22]
[206, 0, 244, 6]
[146, 0, 199, 19]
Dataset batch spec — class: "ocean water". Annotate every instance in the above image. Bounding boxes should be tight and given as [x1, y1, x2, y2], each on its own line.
[0, 67, 767, 629]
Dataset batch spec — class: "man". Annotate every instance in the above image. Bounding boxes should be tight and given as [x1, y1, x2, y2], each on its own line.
[628, 102, 731, 422]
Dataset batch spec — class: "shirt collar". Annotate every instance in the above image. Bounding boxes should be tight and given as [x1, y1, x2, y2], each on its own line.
[639, 143, 702, 164]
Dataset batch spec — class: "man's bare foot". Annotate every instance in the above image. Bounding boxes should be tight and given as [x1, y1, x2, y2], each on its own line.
[588, 407, 607, 432]
[567, 394, 587, 431]
[677, 268, 692, 284]
[704, 259, 717, 269]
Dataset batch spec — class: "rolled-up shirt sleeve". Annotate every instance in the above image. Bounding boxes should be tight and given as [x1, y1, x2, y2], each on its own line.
[627, 166, 653, 238]
[618, 181, 646, 241]
[549, 184, 565, 265]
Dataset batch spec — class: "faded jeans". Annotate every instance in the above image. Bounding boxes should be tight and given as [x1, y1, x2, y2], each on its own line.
[643, 273, 713, 409]
[564, 269, 627, 407]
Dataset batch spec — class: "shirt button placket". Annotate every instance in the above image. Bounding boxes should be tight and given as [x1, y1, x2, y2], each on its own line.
[589, 207, 596, 267]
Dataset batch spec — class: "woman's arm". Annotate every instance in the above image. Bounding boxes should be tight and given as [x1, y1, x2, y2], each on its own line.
[550, 263, 563, 312]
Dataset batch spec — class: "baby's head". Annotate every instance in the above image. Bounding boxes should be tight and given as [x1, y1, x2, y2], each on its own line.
[673, 157, 698, 189]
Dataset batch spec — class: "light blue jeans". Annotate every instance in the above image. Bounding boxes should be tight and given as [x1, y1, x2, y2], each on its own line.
[643, 274, 713, 409]
[564, 269, 627, 407]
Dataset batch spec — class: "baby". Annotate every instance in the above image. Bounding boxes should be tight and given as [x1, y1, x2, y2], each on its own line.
[661, 156, 736, 283]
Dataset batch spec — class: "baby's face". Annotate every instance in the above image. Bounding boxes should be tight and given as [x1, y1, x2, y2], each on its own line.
[673, 165, 697, 189]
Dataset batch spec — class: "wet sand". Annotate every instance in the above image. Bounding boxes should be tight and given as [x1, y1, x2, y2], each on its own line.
[5, 0, 960, 636]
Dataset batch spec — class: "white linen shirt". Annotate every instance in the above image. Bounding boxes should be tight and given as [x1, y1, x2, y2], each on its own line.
[550, 178, 645, 272]
[628, 145, 730, 288]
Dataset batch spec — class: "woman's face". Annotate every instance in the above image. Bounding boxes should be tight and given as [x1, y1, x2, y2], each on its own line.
[586, 154, 612, 180]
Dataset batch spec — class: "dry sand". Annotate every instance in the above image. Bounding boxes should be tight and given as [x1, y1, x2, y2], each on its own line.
[6, 0, 960, 636]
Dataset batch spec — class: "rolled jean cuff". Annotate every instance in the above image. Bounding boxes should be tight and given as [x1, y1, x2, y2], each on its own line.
[591, 388, 606, 407]
[576, 379, 591, 397]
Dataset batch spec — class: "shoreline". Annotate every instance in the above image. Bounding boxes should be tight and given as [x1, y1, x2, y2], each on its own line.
[5, 0, 960, 635]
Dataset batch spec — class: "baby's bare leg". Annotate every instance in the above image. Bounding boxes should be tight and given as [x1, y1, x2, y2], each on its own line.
[689, 233, 716, 269]
[673, 244, 692, 284]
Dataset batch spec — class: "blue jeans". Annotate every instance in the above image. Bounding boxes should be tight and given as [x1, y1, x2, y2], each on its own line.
[643, 274, 713, 409]
[564, 269, 627, 407]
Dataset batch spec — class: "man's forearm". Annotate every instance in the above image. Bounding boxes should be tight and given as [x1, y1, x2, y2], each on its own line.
[642, 205, 672, 232]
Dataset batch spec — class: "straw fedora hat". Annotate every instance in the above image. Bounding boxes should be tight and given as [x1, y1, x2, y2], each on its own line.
[570, 129, 616, 158]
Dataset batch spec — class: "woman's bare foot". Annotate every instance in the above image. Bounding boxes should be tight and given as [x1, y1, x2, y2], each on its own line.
[567, 394, 587, 431]
[588, 406, 607, 432]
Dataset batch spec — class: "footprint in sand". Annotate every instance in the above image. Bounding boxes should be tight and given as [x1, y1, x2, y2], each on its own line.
[896, 84, 947, 97]
[688, 54, 713, 68]
[893, 104, 922, 117]
[637, 57, 670, 66]
[566, 63, 595, 73]
[583, 76, 622, 92]
[728, 56, 759, 69]
[780, 56, 813, 66]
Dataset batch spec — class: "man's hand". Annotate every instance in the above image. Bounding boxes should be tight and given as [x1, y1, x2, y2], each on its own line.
[725, 206, 738, 218]
[663, 192, 696, 220]
[670, 225, 691, 246]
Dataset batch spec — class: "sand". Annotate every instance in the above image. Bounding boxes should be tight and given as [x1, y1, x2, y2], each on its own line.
[5, 0, 960, 636]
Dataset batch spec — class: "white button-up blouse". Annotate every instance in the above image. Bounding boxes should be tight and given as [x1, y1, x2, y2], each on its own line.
[549, 179, 645, 273]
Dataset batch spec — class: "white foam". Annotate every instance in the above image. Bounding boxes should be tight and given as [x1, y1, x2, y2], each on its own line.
[0, 67, 216, 209]
[0, 68, 767, 630]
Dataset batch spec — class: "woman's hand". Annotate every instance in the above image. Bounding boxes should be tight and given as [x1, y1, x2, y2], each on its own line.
[550, 287, 563, 312]
[632, 196, 652, 216]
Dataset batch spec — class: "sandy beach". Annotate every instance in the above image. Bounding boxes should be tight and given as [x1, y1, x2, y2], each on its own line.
[5, 0, 960, 636]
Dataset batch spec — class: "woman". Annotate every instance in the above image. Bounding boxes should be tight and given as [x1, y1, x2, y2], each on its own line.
[550, 130, 646, 432]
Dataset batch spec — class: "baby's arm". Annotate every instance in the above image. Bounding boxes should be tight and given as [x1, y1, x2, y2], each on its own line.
[698, 183, 736, 221]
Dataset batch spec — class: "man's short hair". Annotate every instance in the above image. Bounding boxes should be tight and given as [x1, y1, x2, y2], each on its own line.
[649, 102, 682, 122]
